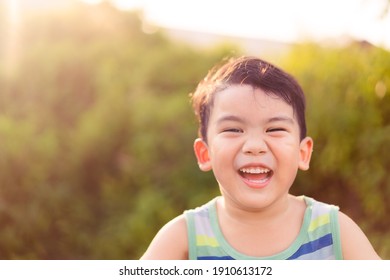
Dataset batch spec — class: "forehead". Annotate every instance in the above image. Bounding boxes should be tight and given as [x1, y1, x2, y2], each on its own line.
[210, 85, 295, 120]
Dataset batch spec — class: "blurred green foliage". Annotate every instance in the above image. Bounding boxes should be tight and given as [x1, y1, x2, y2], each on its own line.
[283, 43, 390, 258]
[0, 2, 388, 259]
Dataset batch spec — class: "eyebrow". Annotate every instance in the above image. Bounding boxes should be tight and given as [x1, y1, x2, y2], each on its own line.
[216, 115, 295, 125]
[216, 115, 244, 124]
[267, 116, 295, 124]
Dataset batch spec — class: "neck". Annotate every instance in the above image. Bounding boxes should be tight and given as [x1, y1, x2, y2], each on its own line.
[217, 194, 295, 227]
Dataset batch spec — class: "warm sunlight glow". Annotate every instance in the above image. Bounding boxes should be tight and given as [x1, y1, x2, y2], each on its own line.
[3, 0, 22, 78]
[82, 0, 103, 4]
[112, 0, 390, 49]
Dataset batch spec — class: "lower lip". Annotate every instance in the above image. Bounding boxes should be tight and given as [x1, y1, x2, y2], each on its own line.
[240, 174, 272, 189]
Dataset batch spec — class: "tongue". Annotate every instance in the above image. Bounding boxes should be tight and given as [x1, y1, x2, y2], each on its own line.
[241, 172, 269, 181]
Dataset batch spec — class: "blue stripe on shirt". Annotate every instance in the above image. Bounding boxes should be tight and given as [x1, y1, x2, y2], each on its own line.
[287, 233, 333, 260]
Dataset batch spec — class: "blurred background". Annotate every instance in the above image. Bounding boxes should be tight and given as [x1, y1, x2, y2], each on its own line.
[0, 0, 389, 259]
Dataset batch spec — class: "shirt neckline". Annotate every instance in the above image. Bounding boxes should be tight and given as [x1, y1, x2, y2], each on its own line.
[208, 196, 313, 260]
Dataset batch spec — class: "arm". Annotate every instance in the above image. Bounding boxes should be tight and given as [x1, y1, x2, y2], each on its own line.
[338, 211, 381, 259]
[140, 214, 188, 260]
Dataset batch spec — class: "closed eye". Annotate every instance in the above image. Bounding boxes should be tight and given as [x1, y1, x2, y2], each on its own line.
[222, 128, 243, 133]
[267, 128, 287, 133]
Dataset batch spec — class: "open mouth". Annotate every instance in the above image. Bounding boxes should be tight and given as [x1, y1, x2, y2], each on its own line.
[239, 167, 273, 186]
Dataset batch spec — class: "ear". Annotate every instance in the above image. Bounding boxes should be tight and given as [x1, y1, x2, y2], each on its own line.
[298, 137, 313, 171]
[194, 138, 212, 172]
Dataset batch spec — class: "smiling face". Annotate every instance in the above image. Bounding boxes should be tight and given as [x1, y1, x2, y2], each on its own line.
[194, 85, 313, 212]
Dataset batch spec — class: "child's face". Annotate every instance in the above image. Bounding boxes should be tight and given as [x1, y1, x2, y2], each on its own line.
[194, 85, 313, 211]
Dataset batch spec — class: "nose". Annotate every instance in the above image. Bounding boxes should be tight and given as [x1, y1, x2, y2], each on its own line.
[242, 134, 268, 155]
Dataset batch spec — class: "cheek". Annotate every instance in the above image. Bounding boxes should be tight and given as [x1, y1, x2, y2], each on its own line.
[272, 141, 301, 163]
[209, 142, 237, 170]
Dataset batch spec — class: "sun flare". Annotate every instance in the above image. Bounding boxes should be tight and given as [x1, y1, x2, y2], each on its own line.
[2, 0, 22, 78]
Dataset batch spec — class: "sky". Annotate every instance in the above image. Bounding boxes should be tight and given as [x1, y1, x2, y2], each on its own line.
[93, 0, 390, 49]
[2, 0, 390, 49]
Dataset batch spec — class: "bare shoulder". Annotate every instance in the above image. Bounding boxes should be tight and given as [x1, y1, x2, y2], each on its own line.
[140, 214, 188, 260]
[338, 211, 381, 259]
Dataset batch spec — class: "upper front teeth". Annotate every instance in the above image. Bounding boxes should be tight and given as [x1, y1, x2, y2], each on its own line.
[240, 167, 270, 174]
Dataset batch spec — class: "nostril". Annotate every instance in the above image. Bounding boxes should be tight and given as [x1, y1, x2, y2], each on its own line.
[242, 142, 267, 155]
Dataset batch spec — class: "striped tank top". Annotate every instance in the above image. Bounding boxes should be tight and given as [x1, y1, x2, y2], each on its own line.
[184, 196, 343, 260]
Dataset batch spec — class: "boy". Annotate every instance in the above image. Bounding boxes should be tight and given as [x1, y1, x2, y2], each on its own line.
[141, 56, 380, 260]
